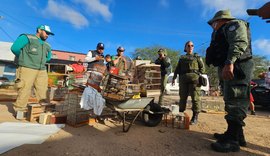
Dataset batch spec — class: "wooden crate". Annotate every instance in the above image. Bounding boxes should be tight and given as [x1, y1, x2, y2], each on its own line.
[102, 74, 129, 101]
[50, 114, 67, 124]
[27, 103, 56, 122]
[135, 64, 161, 92]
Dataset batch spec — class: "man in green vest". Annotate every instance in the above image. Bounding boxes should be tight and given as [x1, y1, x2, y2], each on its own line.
[11, 25, 54, 114]
[206, 10, 254, 153]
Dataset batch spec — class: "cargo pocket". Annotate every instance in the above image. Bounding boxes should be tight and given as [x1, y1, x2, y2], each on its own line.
[226, 84, 248, 100]
[14, 79, 25, 90]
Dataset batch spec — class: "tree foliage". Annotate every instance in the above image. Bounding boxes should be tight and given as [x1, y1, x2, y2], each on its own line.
[132, 45, 270, 89]
[252, 55, 270, 79]
[132, 45, 180, 70]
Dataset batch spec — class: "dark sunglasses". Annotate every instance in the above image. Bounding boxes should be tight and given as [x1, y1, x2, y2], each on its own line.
[187, 45, 194, 47]
[43, 30, 50, 35]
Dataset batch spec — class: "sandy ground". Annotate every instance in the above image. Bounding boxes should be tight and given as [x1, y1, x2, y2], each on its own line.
[0, 94, 270, 156]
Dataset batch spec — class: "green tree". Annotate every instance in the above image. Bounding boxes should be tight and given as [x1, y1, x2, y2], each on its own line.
[132, 45, 180, 70]
[203, 58, 220, 89]
[252, 55, 270, 79]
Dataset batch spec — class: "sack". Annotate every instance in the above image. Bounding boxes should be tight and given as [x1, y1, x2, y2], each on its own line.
[198, 75, 207, 86]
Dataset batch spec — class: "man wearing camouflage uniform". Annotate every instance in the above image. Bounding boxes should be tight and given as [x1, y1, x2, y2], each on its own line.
[206, 10, 254, 153]
[155, 48, 171, 105]
[172, 41, 205, 125]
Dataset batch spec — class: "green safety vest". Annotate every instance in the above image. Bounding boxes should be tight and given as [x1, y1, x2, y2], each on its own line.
[18, 34, 51, 70]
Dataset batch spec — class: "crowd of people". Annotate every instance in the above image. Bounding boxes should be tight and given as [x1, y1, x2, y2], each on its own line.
[9, 1, 270, 153]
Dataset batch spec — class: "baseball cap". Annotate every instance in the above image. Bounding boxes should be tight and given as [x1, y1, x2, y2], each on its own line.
[37, 25, 54, 35]
[97, 42, 105, 49]
[117, 46, 125, 52]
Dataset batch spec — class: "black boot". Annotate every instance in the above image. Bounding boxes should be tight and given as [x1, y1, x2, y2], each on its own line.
[211, 120, 240, 153]
[190, 112, 198, 125]
[238, 126, 247, 147]
[213, 127, 246, 147]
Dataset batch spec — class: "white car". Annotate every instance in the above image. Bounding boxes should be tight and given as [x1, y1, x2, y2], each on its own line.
[165, 73, 210, 96]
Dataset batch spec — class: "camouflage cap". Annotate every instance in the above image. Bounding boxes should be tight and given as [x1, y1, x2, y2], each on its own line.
[208, 10, 235, 25]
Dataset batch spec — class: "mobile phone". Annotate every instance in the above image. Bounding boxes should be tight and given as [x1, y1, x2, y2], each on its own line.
[246, 9, 258, 16]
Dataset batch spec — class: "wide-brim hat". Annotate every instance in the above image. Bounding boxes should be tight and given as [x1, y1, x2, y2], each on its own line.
[37, 25, 54, 35]
[208, 10, 236, 25]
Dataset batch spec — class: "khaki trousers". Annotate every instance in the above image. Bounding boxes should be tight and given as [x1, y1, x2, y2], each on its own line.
[14, 67, 48, 110]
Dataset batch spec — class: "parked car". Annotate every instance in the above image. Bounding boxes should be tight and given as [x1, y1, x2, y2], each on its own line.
[0, 77, 13, 88]
[0, 77, 9, 88]
[165, 73, 210, 96]
[251, 79, 270, 107]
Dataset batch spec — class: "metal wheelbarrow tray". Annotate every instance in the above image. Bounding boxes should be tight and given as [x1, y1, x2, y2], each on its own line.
[105, 97, 164, 132]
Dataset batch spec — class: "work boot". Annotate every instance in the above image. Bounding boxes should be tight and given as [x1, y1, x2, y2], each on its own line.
[211, 139, 240, 153]
[238, 126, 247, 147]
[190, 112, 198, 125]
[211, 120, 240, 153]
[214, 127, 247, 147]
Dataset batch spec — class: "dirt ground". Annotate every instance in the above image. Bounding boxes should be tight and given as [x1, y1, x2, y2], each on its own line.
[0, 94, 270, 156]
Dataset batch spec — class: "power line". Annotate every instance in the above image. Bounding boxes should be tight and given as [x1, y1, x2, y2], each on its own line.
[0, 10, 32, 29]
[0, 10, 81, 52]
[0, 26, 14, 41]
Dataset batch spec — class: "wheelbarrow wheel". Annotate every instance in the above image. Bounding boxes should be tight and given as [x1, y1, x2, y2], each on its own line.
[142, 103, 163, 127]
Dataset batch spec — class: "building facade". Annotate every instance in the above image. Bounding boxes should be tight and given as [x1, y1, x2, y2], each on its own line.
[0, 41, 86, 81]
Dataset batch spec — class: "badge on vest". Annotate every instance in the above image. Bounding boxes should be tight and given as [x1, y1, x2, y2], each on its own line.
[31, 48, 37, 52]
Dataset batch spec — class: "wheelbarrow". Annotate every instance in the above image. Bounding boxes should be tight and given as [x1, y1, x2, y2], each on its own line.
[105, 97, 164, 132]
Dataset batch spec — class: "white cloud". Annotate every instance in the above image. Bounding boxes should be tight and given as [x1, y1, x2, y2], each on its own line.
[253, 39, 270, 57]
[43, 0, 89, 28]
[198, 0, 269, 18]
[159, 0, 169, 8]
[73, 0, 112, 22]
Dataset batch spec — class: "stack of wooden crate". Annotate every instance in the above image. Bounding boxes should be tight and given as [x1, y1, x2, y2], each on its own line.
[135, 64, 161, 97]
[101, 74, 141, 101]
[102, 74, 129, 101]
[27, 103, 56, 122]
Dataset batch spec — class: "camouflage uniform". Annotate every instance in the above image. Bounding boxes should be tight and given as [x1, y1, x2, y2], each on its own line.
[173, 53, 205, 123]
[112, 55, 127, 75]
[207, 10, 254, 153]
[155, 49, 171, 105]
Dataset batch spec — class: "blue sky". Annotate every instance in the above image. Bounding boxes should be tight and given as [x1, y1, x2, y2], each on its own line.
[1, 0, 270, 60]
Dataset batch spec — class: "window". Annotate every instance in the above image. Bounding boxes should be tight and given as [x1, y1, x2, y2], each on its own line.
[69, 56, 75, 61]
